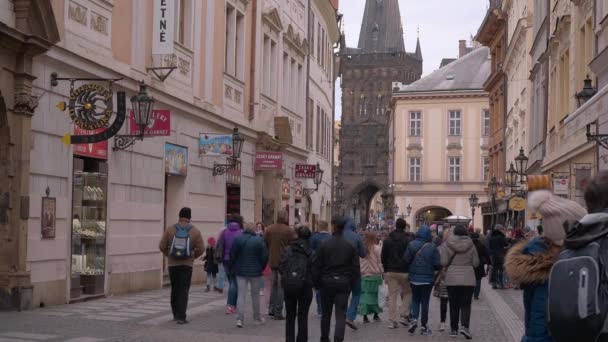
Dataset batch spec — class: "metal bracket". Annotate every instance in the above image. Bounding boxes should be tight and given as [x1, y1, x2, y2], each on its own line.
[588, 133, 608, 149]
[146, 66, 177, 83]
[303, 185, 319, 197]
[50, 72, 122, 87]
[113, 135, 142, 150]
[213, 158, 237, 176]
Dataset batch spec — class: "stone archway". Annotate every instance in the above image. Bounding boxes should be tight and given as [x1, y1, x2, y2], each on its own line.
[346, 181, 385, 226]
[414, 206, 453, 227]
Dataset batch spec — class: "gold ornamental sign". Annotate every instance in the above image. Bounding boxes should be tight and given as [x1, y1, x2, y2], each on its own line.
[67, 83, 114, 130]
[509, 196, 526, 212]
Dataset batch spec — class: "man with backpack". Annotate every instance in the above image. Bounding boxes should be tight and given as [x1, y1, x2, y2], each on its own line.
[280, 225, 314, 342]
[343, 218, 367, 330]
[265, 210, 297, 319]
[381, 218, 414, 329]
[313, 216, 360, 342]
[158, 207, 204, 324]
[548, 171, 608, 342]
[310, 221, 332, 316]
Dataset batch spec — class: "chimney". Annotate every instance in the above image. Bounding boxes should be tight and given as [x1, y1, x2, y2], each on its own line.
[459, 40, 467, 58]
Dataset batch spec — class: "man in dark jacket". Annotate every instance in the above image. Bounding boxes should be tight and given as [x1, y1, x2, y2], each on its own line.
[231, 223, 269, 328]
[343, 218, 366, 329]
[310, 221, 331, 316]
[470, 232, 491, 299]
[381, 218, 414, 329]
[313, 217, 360, 342]
[488, 224, 508, 289]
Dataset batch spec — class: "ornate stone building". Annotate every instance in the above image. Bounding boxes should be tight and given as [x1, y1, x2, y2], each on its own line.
[337, 0, 422, 225]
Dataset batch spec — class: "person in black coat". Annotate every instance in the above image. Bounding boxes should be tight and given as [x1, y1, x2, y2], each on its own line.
[470, 232, 491, 299]
[203, 237, 220, 292]
[313, 217, 360, 342]
[488, 225, 508, 289]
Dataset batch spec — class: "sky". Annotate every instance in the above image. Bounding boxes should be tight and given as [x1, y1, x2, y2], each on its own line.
[335, 0, 488, 119]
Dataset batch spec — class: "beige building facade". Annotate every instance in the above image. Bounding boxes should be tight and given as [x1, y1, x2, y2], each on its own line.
[0, 0, 338, 310]
[391, 47, 490, 230]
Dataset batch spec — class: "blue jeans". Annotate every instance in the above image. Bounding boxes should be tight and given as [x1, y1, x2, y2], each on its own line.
[346, 279, 362, 321]
[218, 263, 225, 289]
[269, 269, 284, 316]
[224, 262, 238, 307]
[410, 283, 433, 327]
[206, 272, 217, 288]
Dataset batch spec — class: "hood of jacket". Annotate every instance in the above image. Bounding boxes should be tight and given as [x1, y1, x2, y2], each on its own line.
[491, 229, 505, 238]
[345, 218, 357, 232]
[564, 212, 608, 249]
[505, 237, 555, 285]
[415, 226, 432, 243]
[227, 222, 241, 232]
[446, 235, 474, 253]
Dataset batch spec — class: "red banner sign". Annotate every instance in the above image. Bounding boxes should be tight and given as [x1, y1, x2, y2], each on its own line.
[295, 164, 316, 178]
[73, 127, 108, 159]
[255, 151, 283, 171]
[129, 109, 171, 136]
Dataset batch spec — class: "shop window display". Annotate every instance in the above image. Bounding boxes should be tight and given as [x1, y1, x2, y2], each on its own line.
[70, 157, 107, 299]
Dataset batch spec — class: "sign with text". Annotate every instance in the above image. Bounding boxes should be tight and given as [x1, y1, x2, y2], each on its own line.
[295, 164, 316, 178]
[152, 0, 175, 55]
[129, 110, 171, 136]
[553, 176, 569, 195]
[73, 127, 108, 159]
[255, 151, 283, 171]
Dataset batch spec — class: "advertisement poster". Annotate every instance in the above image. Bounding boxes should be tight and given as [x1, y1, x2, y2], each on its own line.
[199, 133, 233, 156]
[552, 176, 569, 195]
[295, 181, 303, 201]
[165, 143, 188, 176]
[226, 185, 241, 215]
[255, 151, 283, 171]
[282, 178, 290, 199]
[129, 110, 171, 136]
[73, 127, 108, 159]
[41, 197, 56, 239]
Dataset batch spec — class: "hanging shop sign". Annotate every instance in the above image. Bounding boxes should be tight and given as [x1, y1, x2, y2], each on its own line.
[552, 176, 569, 196]
[226, 160, 242, 186]
[199, 133, 233, 156]
[129, 109, 170, 136]
[165, 143, 188, 176]
[226, 185, 241, 215]
[295, 164, 316, 178]
[73, 127, 109, 159]
[255, 151, 283, 171]
[282, 178, 291, 199]
[152, 0, 175, 55]
[509, 196, 526, 212]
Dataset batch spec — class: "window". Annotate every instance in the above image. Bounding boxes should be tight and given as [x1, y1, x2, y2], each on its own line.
[262, 35, 277, 97]
[317, 23, 321, 61]
[409, 111, 421, 136]
[449, 156, 461, 182]
[483, 157, 489, 181]
[449, 110, 461, 136]
[409, 158, 421, 182]
[559, 50, 570, 118]
[225, 3, 245, 79]
[321, 28, 326, 69]
[316, 105, 321, 153]
[321, 109, 326, 157]
[482, 109, 490, 136]
[309, 12, 315, 59]
[297, 63, 303, 113]
[283, 53, 289, 104]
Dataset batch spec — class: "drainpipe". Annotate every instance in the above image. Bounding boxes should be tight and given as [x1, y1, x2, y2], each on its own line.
[248, 0, 258, 121]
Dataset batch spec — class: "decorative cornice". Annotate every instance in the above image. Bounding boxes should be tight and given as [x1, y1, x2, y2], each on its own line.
[262, 7, 283, 32]
[283, 24, 309, 56]
[406, 143, 422, 151]
[447, 143, 463, 150]
[13, 93, 38, 115]
[256, 132, 286, 151]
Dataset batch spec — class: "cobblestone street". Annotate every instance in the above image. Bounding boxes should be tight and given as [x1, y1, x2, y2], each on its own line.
[0, 281, 524, 342]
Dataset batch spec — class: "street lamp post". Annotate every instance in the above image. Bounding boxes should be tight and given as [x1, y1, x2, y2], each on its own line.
[303, 163, 325, 196]
[406, 204, 412, 217]
[212, 127, 245, 176]
[113, 83, 155, 150]
[506, 162, 519, 191]
[351, 197, 358, 221]
[515, 147, 529, 186]
[469, 193, 479, 228]
[489, 177, 498, 230]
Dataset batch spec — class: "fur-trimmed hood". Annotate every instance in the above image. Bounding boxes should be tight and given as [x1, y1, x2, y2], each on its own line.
[505, 237, 556, 285]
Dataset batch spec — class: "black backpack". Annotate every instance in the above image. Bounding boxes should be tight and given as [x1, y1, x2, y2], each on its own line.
[279, 244, 312, 294]
[547, 238, 608, 342]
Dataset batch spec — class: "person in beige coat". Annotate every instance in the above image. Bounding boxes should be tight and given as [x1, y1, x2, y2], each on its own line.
[359, 231, 384, 323]
[439, 224, 479, 339]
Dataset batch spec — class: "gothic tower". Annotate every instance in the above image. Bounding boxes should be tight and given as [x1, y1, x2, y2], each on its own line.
[337, 0, 422, 225]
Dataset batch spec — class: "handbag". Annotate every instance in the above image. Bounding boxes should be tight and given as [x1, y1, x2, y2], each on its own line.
[214, 231, 225, 264]
[433, 251, 457, 297]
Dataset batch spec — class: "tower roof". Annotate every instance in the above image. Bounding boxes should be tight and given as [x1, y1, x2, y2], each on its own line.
[357, 0, 405, 53]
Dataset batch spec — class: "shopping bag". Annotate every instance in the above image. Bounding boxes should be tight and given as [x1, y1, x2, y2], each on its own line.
[378, 283, 388, 308]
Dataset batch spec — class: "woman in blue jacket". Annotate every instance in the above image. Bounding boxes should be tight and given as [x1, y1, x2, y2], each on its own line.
[403, 225, 440, 335]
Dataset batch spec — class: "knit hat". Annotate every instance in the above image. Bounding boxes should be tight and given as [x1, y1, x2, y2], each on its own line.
[179, 207, 192, 220]
[207, 237, 216, 247]
[527, 190, 587, 245]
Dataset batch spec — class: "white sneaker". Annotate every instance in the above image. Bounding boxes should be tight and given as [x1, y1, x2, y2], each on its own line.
[259, 289, 264, 296]
[236, 319, 243, 328]
[254, 318, 266, 326]
[439, 322, 447, 332]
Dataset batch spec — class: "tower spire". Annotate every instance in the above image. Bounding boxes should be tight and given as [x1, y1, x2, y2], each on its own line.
[415, 26, 422, 60]
[357, 0, 405, 53]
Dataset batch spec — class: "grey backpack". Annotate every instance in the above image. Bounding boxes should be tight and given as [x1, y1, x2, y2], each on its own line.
[547, 239, 608, 342]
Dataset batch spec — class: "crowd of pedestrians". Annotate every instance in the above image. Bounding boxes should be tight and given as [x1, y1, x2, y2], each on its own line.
[157, 171, 608, 342]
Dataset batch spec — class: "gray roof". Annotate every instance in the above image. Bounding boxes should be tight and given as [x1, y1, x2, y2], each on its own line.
[357, 0, 405, 53]
[394, 47, 490, 93]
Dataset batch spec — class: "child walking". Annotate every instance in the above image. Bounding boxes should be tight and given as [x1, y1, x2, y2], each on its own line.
[204, 237, 219, 292]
